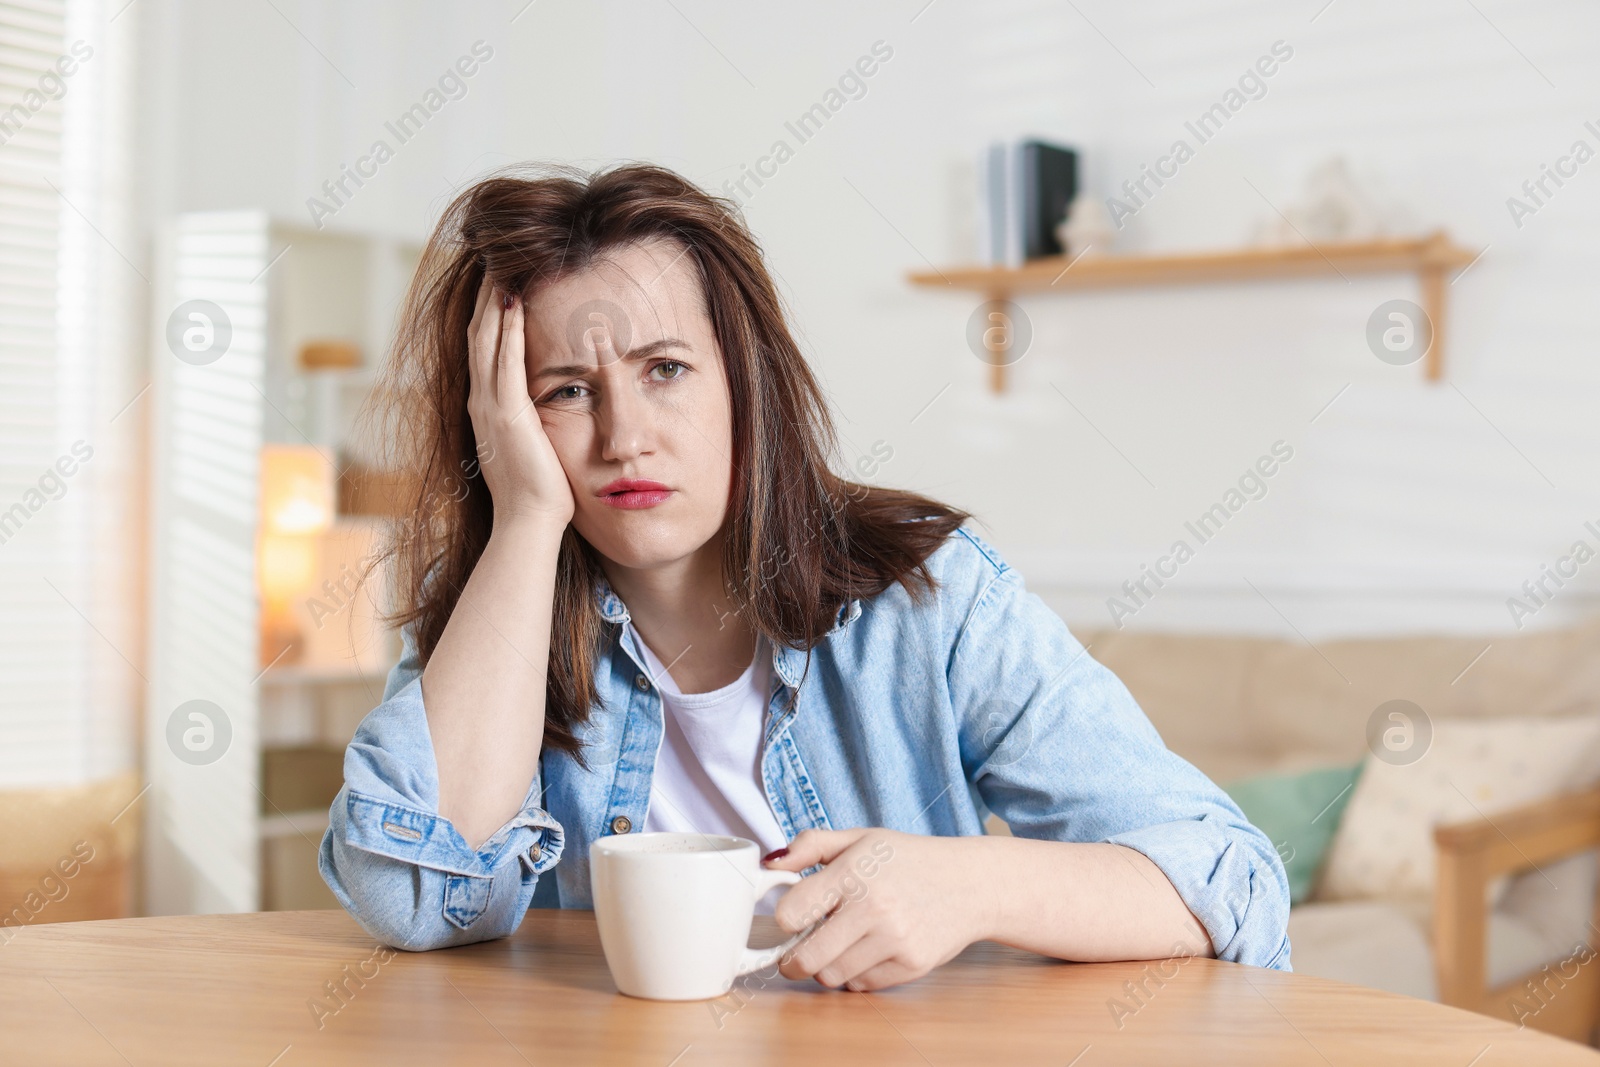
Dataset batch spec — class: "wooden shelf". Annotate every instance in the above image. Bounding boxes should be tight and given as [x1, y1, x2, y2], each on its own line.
[908, 231, 1480, 392]
[258, 809, 331, 840]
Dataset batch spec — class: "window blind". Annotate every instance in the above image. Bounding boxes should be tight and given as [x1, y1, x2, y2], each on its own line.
[0, 0, 139, 786]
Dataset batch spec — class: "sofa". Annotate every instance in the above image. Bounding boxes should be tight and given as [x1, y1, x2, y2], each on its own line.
[1051, 617, 1600, 1043]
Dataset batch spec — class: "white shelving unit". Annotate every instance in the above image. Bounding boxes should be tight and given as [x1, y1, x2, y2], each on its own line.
[144, 212, 420, 915]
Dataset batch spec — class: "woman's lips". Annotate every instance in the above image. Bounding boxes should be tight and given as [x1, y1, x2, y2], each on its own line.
[597, 478, 672, 509]
[599, 489, 673, 509]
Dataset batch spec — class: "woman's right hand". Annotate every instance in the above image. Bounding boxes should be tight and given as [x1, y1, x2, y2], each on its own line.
[465, 274, 575, 529]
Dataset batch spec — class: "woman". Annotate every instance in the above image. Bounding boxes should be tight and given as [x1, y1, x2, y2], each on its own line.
[319, 162, 1291, 992]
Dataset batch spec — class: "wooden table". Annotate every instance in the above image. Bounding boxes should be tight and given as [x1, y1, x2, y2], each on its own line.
[2, 910, 1596, 1065]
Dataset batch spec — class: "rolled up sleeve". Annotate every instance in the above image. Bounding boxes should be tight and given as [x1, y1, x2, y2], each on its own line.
[317, 624, 565, 951]
[948, 557, 1291, 971]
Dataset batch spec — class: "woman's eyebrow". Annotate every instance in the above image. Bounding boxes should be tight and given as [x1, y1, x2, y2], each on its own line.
[533, 337, 691, 380]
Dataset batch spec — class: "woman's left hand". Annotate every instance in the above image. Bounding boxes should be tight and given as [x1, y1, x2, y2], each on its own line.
[763, 827, 991, 992]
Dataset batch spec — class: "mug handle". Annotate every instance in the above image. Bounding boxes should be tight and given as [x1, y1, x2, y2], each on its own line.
[734, 868, 820, 978]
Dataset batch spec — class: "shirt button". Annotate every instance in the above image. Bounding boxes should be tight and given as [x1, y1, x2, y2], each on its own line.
[634, 673, 650, 691]
[610, 815, 632, 834]
[528, 842, 542, 862]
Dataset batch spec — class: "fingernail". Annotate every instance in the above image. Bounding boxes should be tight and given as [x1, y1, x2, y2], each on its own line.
[502, 292, 515, 310]
[761, 847, 789, 864]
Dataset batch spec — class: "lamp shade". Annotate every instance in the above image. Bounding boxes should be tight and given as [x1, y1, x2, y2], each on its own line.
[260, 445, 335, 535]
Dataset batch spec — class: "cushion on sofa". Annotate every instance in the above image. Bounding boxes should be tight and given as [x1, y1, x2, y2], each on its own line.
[1496, 850, 1598, 972]
[1224, 761, 1363, 905]
[1319, 716, 1600, 904]
[1290, 886, 1596, 998]
[1288, 900, 1437, 1000]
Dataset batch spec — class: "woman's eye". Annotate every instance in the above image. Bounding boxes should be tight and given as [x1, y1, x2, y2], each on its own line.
[544, 363, 682, 403]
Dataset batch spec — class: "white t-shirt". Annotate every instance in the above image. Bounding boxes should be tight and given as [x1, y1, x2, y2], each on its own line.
[630, 623, 790, 914]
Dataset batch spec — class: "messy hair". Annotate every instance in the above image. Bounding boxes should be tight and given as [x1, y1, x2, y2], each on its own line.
[367, 161, 970, 763]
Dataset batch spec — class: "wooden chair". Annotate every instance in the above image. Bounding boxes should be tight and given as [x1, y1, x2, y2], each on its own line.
[1435, 783, 1600, 1043]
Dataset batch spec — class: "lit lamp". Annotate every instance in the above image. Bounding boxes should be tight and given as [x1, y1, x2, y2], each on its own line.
[258, 445, 336, 667]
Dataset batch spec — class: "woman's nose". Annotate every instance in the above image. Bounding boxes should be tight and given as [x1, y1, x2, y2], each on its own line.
[597, 383, 655, 463]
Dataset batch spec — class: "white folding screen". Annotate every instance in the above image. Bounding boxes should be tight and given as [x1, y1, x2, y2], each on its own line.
[0, 0, 140, 786]
[144, 211, 269, 914]
[0, 0, 75, 782]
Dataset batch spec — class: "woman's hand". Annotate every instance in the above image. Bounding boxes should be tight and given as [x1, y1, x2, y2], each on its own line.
[766, 829, 1215, 992]
[465, 274, 574, 529]
[763, 828, 992, 992]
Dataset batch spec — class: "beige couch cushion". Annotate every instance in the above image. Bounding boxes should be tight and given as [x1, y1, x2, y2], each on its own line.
[1067, 628, 1282, 782]
[1073, 617, 1600, 783]
[1288, 901, 1437, 1000]
[1290, 861, 1596, 999]
[1485, 850, 1599, 993]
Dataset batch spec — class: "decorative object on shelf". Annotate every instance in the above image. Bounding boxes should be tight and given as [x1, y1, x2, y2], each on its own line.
[295, 340, 365, 448]
[257, 444, 337, 667]
[336, 460, 418, 518]
[1252, 156, 1395, 247]
[1056, 192, 1117, 258]
[908, 231, 1478, 393]
[296, 339, 362, 371]
[977, 138, 1079, 266]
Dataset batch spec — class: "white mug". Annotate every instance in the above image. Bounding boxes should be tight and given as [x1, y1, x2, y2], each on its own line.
[590, 832, 816, 1000]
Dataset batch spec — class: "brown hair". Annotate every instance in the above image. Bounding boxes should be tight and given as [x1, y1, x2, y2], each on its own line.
[366, 161, 971, 767]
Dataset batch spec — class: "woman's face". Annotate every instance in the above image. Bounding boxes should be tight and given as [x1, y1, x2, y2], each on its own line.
[522, 237, 735, 572]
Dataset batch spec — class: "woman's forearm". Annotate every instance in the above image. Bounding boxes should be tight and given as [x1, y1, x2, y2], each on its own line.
[421, 517, 566, 850]
[969, 837, 1215, 963]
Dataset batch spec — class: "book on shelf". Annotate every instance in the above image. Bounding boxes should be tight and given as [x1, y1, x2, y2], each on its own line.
[976, 138, 1079, 268]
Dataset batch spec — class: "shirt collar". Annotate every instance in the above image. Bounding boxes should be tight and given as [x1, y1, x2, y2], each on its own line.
[593, 573, 861, 688]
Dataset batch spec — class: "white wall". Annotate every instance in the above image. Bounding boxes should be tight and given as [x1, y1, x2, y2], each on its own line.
[963, 0, 1600, 640]
[135, 0, 1600, 641]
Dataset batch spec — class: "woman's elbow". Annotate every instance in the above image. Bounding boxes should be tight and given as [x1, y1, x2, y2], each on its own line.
[318, 826, 530, 952]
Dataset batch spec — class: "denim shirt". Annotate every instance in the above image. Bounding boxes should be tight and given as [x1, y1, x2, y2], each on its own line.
[318, 525, 1292, 970]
